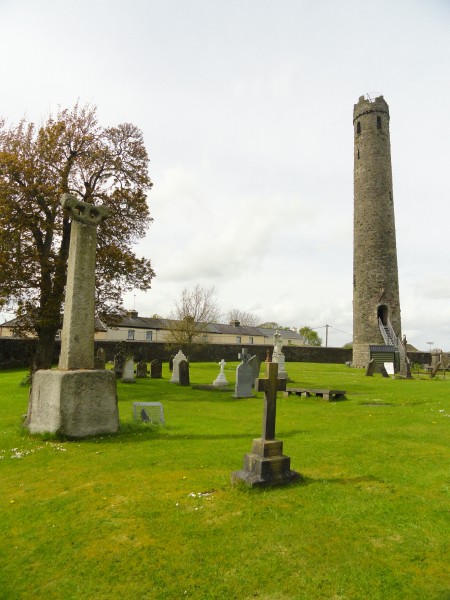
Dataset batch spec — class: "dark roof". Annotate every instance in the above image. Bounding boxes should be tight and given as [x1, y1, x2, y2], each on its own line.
[116, 314, 304, 340]
[369, 345, 396, 352]
[2, 315, 107, 332]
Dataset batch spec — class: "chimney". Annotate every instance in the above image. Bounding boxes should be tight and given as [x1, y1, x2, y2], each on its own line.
[230, 320, 240, 327]
[129, 310, 138, 319]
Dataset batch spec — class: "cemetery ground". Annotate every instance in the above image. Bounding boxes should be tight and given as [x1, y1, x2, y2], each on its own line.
[1, 363, 449, 600]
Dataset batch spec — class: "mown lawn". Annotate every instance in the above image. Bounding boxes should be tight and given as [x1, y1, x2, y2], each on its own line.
[1, 362, 449, 600]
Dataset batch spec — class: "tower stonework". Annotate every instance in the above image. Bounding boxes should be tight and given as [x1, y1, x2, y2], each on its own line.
[353, 95, 402, 368]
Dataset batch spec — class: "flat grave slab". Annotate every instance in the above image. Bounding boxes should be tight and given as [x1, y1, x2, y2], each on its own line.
[283, 388, 346, 401]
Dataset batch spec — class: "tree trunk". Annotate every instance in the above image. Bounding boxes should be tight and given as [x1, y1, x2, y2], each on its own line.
[33, 325, 59, 371]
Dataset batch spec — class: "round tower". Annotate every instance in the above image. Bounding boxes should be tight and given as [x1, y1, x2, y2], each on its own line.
[353, 95, 402, 368]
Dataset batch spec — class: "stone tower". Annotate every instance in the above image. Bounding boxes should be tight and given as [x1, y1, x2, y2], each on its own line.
[352, 95, 402, 368]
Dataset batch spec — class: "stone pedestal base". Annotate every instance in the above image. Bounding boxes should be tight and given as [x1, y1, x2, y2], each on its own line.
[231, 439, 302, 488]
[26, 369, 119, 438]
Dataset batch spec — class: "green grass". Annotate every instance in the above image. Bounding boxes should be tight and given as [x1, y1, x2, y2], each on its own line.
[1, 362, 449, 599]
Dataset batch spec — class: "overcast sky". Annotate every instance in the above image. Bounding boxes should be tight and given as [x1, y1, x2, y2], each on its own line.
[1, 0, 449, 350]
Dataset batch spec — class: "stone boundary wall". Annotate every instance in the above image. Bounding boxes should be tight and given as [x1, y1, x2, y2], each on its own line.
[0, 338, 430, 370]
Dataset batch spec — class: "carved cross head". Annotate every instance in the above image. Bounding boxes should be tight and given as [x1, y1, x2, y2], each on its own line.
[61, 193, 109, 226]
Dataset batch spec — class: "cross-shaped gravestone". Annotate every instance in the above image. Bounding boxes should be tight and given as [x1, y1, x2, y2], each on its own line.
[238, 348, 250, 362]
[255, 362, 286, 440]
[231, 361, 301, 488]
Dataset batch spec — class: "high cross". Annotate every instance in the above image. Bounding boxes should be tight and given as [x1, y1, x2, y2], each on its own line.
[255, 361, 286, 440]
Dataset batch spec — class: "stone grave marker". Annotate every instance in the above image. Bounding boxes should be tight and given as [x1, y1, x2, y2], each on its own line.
[168, 355, 174, 372]
[114, 352, 126, 378]
[234, 349, 254, 398]
[179, 360, 190, 386]
[136, 360, 148, 378]
[430, 361, 442, 378]
[384, 362, 395, 377]
[231, 362, 301, 487]
[94, 347, 106, 369]
[272, 331, 288, 380]
[121, 355, 136, 383]
[248, 355, 261, 387]
[25, 194, 119, 437]
[213, 359, 229, 387]
[170, 350, 187, 383]
[150, 359, 162, 379]
[365, 359, 375, 377]
[379, 364, 389, 378]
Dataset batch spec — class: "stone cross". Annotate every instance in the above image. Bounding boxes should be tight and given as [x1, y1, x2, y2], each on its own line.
[238, 348, 250, 363]
[59, 194, 109, 370]
[255, 361, 286, 440]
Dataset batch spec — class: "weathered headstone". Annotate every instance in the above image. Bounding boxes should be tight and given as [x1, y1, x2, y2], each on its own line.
[380, 364, 389, 378]
[170, 350, 187, 383]
[168, 355, 174, 372]
[121, 355, 135, 383]
[150, 359, 162, 379]
[430, 361, 441, 378]
[179, 360, 190, 386]
[94, 347, 106, 370]
[231, 362, 301, 487]
[248, 355, 261, 387]
[365, 359, 375, 377]
[25, 194, 119, 437]
[234, 349, 254, 398]
[136, 360, 148, 378]
[213, 359, 229, 387]
[114, 352, 126, 378]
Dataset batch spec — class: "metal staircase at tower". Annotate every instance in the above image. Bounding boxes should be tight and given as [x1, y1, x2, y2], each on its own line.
[378, 318, 408, 367]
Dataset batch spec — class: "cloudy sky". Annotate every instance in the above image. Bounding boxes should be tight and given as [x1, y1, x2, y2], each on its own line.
[1, 0, 449, 350]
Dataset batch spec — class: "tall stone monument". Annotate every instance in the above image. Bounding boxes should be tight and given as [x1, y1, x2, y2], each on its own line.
[25, 194, 119, 437]
[353, 95, 403, 368]
[272, 331, 288, 379]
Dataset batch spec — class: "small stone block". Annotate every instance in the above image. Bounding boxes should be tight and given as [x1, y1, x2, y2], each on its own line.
[251, 438, 283, 457]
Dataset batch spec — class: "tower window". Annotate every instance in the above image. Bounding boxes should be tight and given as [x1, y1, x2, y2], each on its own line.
[356, 121, 361, 134]
[357, 149, 360, 160]
[377, 116, 382, 130]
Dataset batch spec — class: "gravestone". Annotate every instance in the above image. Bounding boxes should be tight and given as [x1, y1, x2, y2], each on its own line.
[365, 359, 375, 377]
[94, 347, 106, 370]
[168, 355, 174, 372]
[430, 361, 441, 378]
[213, 359, 229, 387]
[150, 359, 162, 379]
[136, 360, 148, 378]
[231, 362, 301, 488]
[114, 352, 126, 378]
[384, 362, 395, 377]
[380, 364, 389, 378]
[170, 350, 187, 383]
[179, 360, 190, 386]
[121, 355, 135, 383]
[234, 349, 254, 398]
[248, 355, 261, 387]
[272, 331, 288, 380]
[25, 194, 119, 437]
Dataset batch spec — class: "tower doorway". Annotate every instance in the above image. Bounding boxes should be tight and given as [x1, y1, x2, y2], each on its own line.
[377, 305, 389, 326]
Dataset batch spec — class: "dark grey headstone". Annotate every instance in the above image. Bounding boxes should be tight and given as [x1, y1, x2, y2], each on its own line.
[136, 361, 148, 378]
[114, 353, 125, 378]
[179, 360, 190, 386]
[235, 362, 254, 398]
[168, 356, 174, 372]
[150, 359, 162, 379]
[365, 359, 375, 377]
[248, 355, 261, 387]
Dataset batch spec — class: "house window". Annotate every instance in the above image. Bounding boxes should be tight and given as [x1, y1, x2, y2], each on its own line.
[127, 330, 135, 340]
[146, 331, 153, 341]
[236, 336, 241, 344]
[249, 337, 254, 344]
